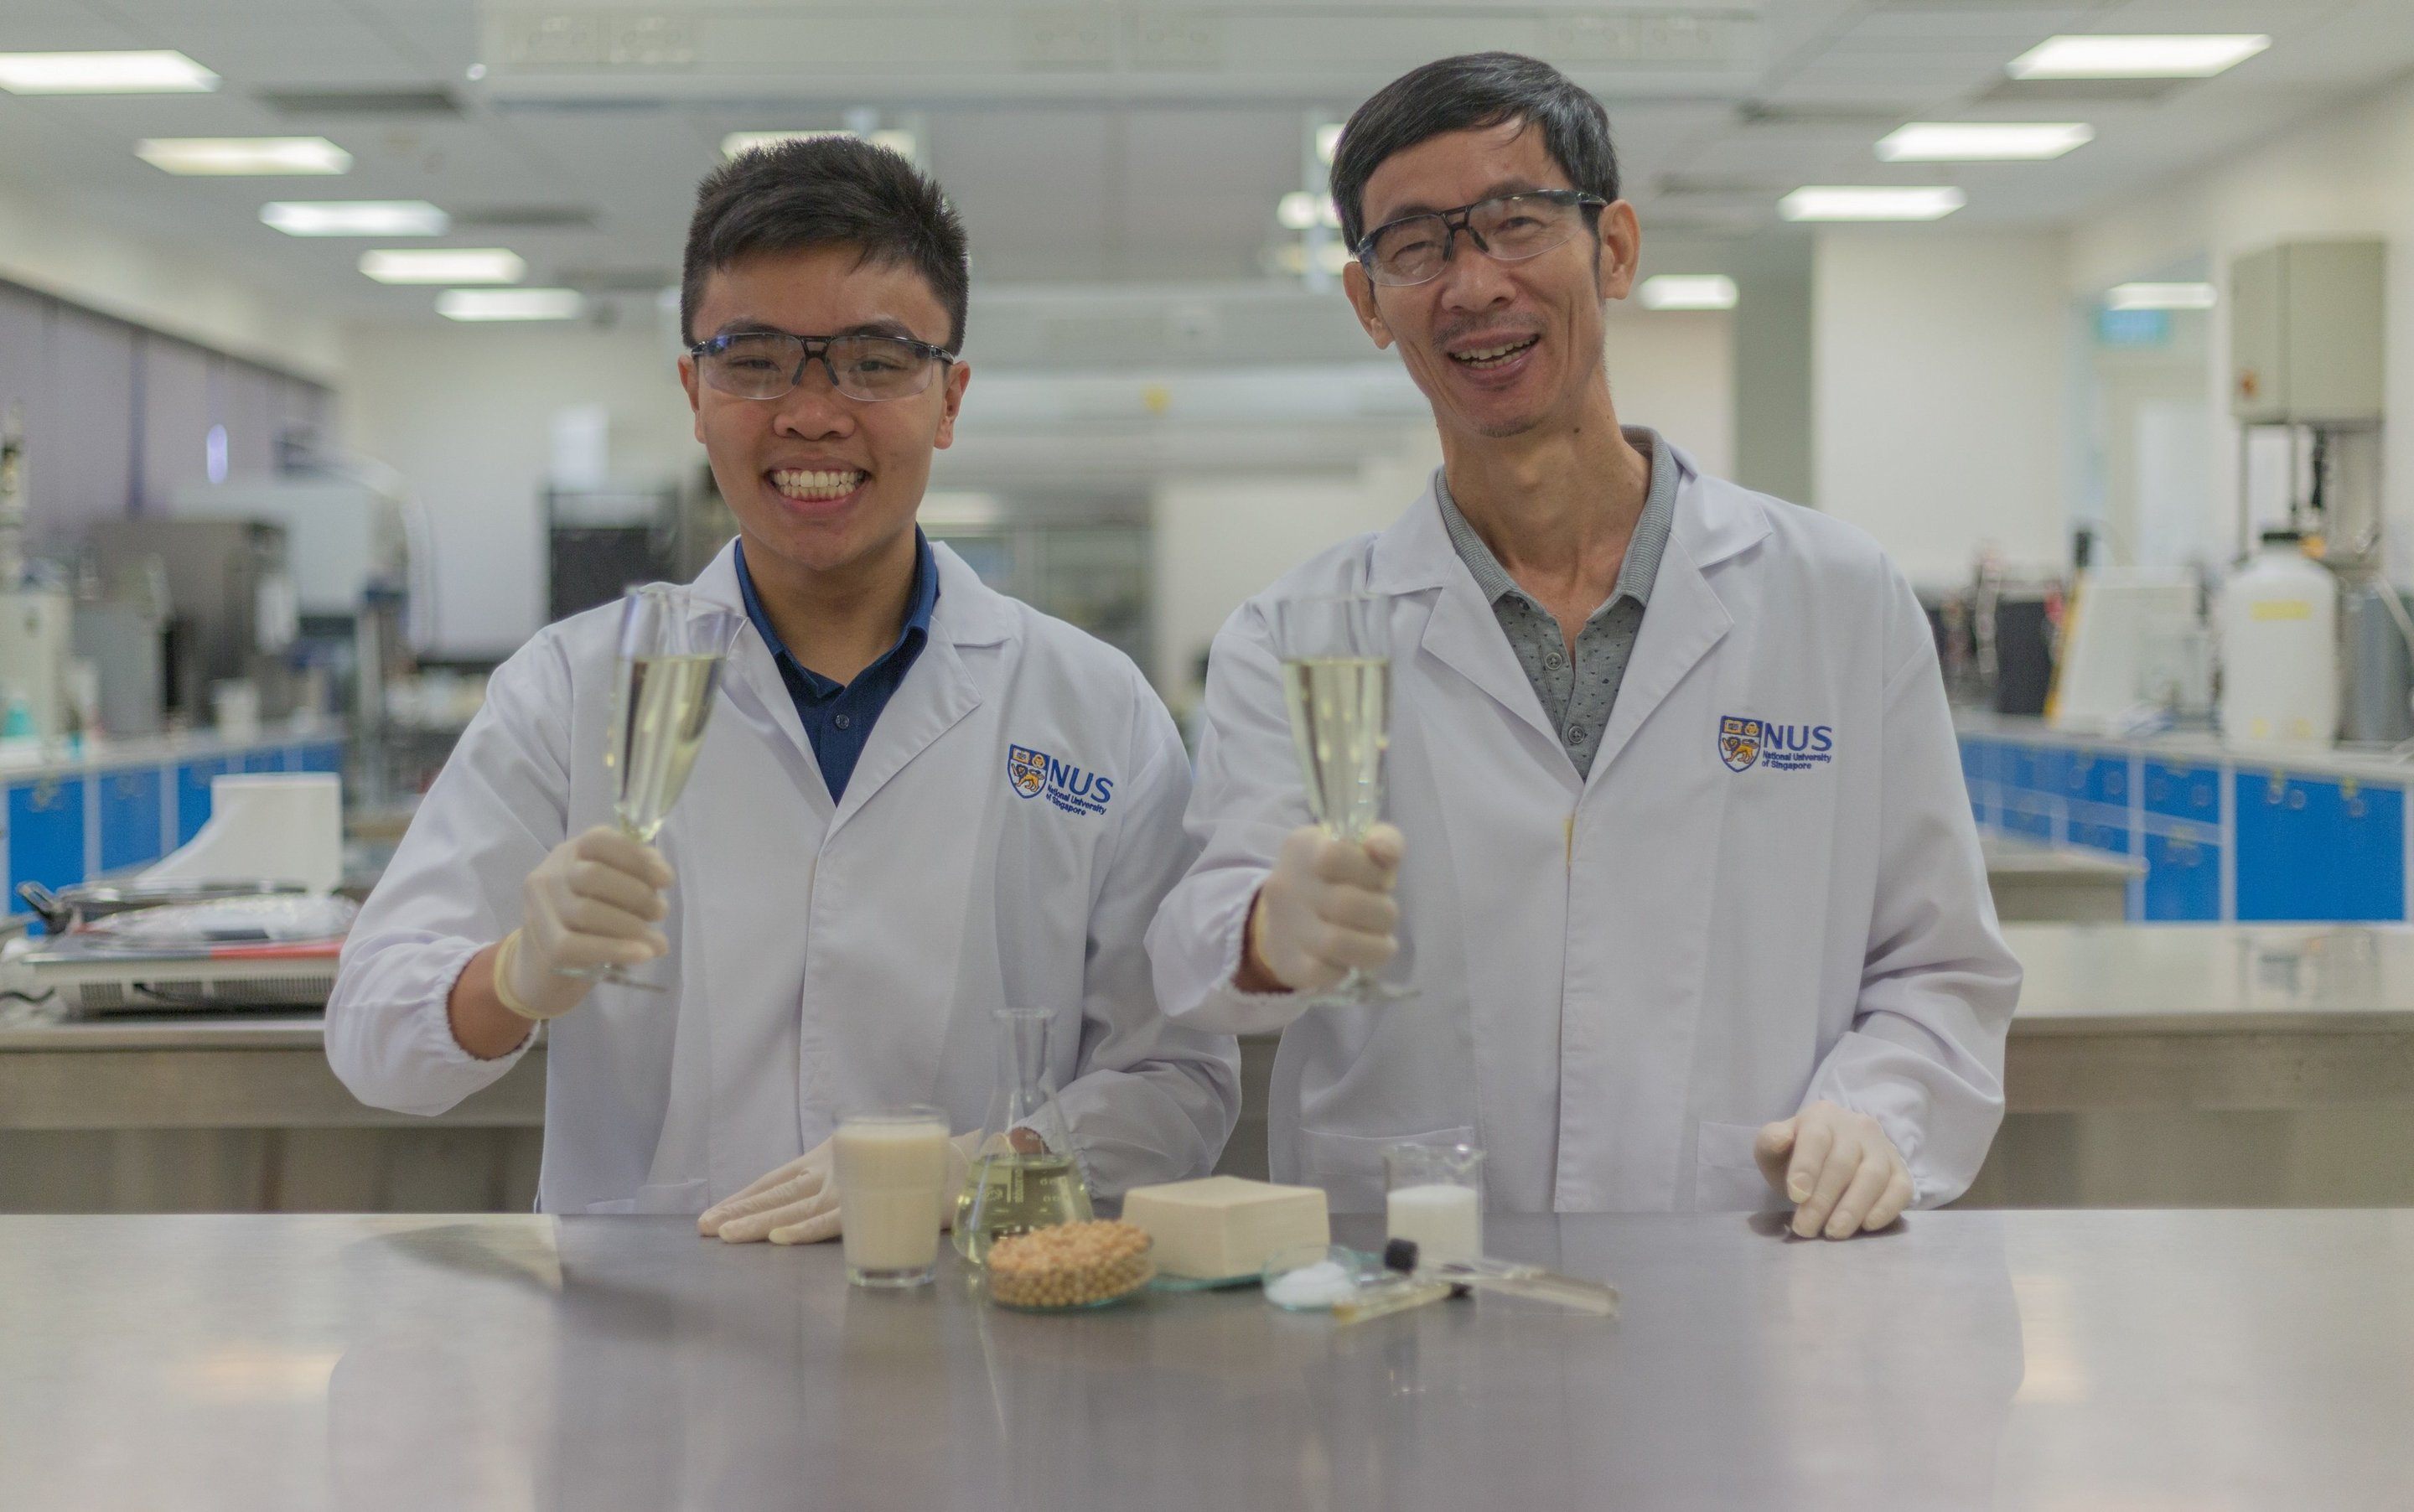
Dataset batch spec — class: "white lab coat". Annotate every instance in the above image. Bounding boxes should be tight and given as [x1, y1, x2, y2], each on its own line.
[329, 541, 1239, 1214]
[1147, 444, 2018, 1214]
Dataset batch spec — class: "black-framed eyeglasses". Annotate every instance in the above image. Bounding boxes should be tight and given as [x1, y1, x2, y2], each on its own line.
[1355, 189, 1608, 287]
[688, 329, 956, 402]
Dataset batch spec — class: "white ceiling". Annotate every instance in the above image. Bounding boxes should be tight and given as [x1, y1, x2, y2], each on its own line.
[0, 0, 2409, 334]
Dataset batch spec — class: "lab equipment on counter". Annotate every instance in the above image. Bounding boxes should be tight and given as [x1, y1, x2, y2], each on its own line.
[953, 1007, 1092, 1263]
[16, 878, 305, 935]
[85, 518, 297, 728]
[2340, 578, 2414, 745]
[982, 1220, 1153, 1311]
[834, 1106, 953, 1289]
[142, 774, 341, 896]
[1384, 1141, 1484, 1266]
[2220, 530, 2339, 749]
[1380, 1239, 1620, 1318]
[0, 406, 70, 750]
[2049, 571, 2211, 732]
[16, 893, 355, 1015]
[1120, 1174, 1329, 1282]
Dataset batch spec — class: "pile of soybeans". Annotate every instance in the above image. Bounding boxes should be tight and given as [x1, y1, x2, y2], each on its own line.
[984, 1220, 1154, 1309]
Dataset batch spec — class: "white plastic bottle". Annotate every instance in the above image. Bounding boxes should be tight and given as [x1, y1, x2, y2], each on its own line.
[2220, 531, 2339, 749]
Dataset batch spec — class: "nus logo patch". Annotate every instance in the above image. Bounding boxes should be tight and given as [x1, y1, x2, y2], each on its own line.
[1006, 743, 1115, 816]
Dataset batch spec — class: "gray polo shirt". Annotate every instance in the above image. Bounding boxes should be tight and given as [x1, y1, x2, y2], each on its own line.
[1436, 425, 1679, 778]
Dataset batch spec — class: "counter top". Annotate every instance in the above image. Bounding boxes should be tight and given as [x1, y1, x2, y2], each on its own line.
[2004, 923, 2414, 1034]
[1980, 833, 2142, 879]
[0, 719, 342, 780]
[1956, 709, 2414, 782]
[3, 1209, 2409, 1510]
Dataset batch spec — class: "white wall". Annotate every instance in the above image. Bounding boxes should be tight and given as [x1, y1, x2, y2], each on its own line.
[341, 318, 697, 656]
[0, 179, 344, 383]
[1813, 228, 2071, 587]
[1149, 305, 1736, 694]
[1605, 306, 1734, 478]
[2064, 71, 2414, 581]
[1150, 437, 1438, 693]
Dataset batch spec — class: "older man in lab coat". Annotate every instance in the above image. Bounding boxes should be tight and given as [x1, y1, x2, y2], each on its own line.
[1148, 54, 2018, 1239]
[331, 137, 1237, 1237]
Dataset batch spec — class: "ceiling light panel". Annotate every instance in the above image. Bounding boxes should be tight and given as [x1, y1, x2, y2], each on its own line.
[0, 51, 217, 94]
[1877, 122, 2093, 162]
[262, 201, 448, 236]
[1639, 275, 1738, 311]
[137, 137, 352, 176]
[2106, 282, 2218, 311]
[2007, 35, 2270, 80]
[720, 129, 917, 161]
[437, 288, 584, 321]
[1779, 186, 1966, 222]
[360, 249, 526, 284]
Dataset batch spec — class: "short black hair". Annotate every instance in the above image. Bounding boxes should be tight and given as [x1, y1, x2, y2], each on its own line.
[1329, 52, 1619, 252]
[680, 135, 969, 352]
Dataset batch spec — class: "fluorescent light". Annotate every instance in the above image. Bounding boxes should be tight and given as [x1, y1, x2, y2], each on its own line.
[720, 129, 917, 161]
[0, 50, 217, 94]
[1877, 122, 2093, 162]
[1316, 122, 1344, 165]
[1779, 186, 1966, 222]
[2008, 34, 2269, 80]
[437, 287, 583, 322]
[1278, 191, 1339, 230]
[1639, 274, 1738, 311]
[360, 248, 526, 284]
[138, 137, 350, 176]
[2107, 282, 2217, 311]
[262, 200, 448, 237]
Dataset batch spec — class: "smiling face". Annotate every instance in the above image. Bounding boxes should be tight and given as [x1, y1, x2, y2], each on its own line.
[678, 242, 971, 591]
[1343, 119, 1639, 444]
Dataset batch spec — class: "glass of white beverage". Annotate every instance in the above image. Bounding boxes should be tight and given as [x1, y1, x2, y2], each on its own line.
[1384, 1140, 1484, 1266]
[1273, 593, 1410, 1006]
[556, 583, 741, 992]
[836, 1106, 953, 1288]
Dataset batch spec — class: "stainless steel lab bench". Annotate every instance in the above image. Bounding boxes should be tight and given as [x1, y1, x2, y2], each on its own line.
[3, 1209, 2408, 1511]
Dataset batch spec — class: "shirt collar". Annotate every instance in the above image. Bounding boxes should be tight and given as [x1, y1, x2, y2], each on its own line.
[734, 527, 940, 695]
[1436, 425, 1679, 613]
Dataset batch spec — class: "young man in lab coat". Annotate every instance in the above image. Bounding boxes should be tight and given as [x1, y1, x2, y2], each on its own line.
[1147, 54, 2018, 1238]
[330, 137, 1238, 1237]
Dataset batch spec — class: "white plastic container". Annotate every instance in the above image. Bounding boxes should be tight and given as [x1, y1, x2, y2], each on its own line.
[2220, 532, 2339, 749]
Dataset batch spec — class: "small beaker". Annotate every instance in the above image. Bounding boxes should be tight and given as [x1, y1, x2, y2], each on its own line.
[1383, 1141, 1484, 1266]
[952, 1007, 1092, 1263]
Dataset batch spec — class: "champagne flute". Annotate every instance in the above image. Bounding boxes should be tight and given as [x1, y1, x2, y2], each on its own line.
[557, 583, 742, 992]
[1273, 593, 1411, 1007]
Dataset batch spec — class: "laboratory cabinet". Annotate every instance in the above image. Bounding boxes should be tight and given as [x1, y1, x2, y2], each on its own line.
[1959, 719, 2411, 924]
[0, 735, 345, 914]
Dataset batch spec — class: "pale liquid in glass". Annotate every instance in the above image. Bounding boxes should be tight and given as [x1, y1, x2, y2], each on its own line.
[951, 1152, 1092, 1263]
[607, 652, 721, 841]
[834, 1118, 951, 1284]
[1280, 656, 1390, 841]
[1386, 1183, 1482, 1266]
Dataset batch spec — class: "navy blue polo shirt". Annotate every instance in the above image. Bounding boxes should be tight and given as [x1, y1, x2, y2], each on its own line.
[734, 531, 940, 803]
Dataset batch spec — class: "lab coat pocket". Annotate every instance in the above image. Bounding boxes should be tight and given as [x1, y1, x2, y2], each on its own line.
[1296, 1125, 1476, 1214]
[579, 1179, 710, 1216]
[1694, 1121, 1783, 1213]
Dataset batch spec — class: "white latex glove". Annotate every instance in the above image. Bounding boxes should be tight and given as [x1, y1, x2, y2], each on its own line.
[1754, 1100, 1914, 1240]
[1245, 822, 1404, 993]
[492, 826, 672, 1021]
[701, 1130, 982, 1246]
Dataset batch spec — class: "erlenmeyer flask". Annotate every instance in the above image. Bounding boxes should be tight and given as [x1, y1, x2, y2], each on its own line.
[952, 1007, 1092, 1263]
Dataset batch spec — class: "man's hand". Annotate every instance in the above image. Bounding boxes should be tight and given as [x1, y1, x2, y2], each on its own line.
[702, 1131, 984, 1246]
[495, 826, 672, 1021]
[1754, 1101, 1913, 1239]
[1239, 822, 1404, 994]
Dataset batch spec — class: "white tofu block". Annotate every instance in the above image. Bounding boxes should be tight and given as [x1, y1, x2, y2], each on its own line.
[1121, 1176, 1330, 1279]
